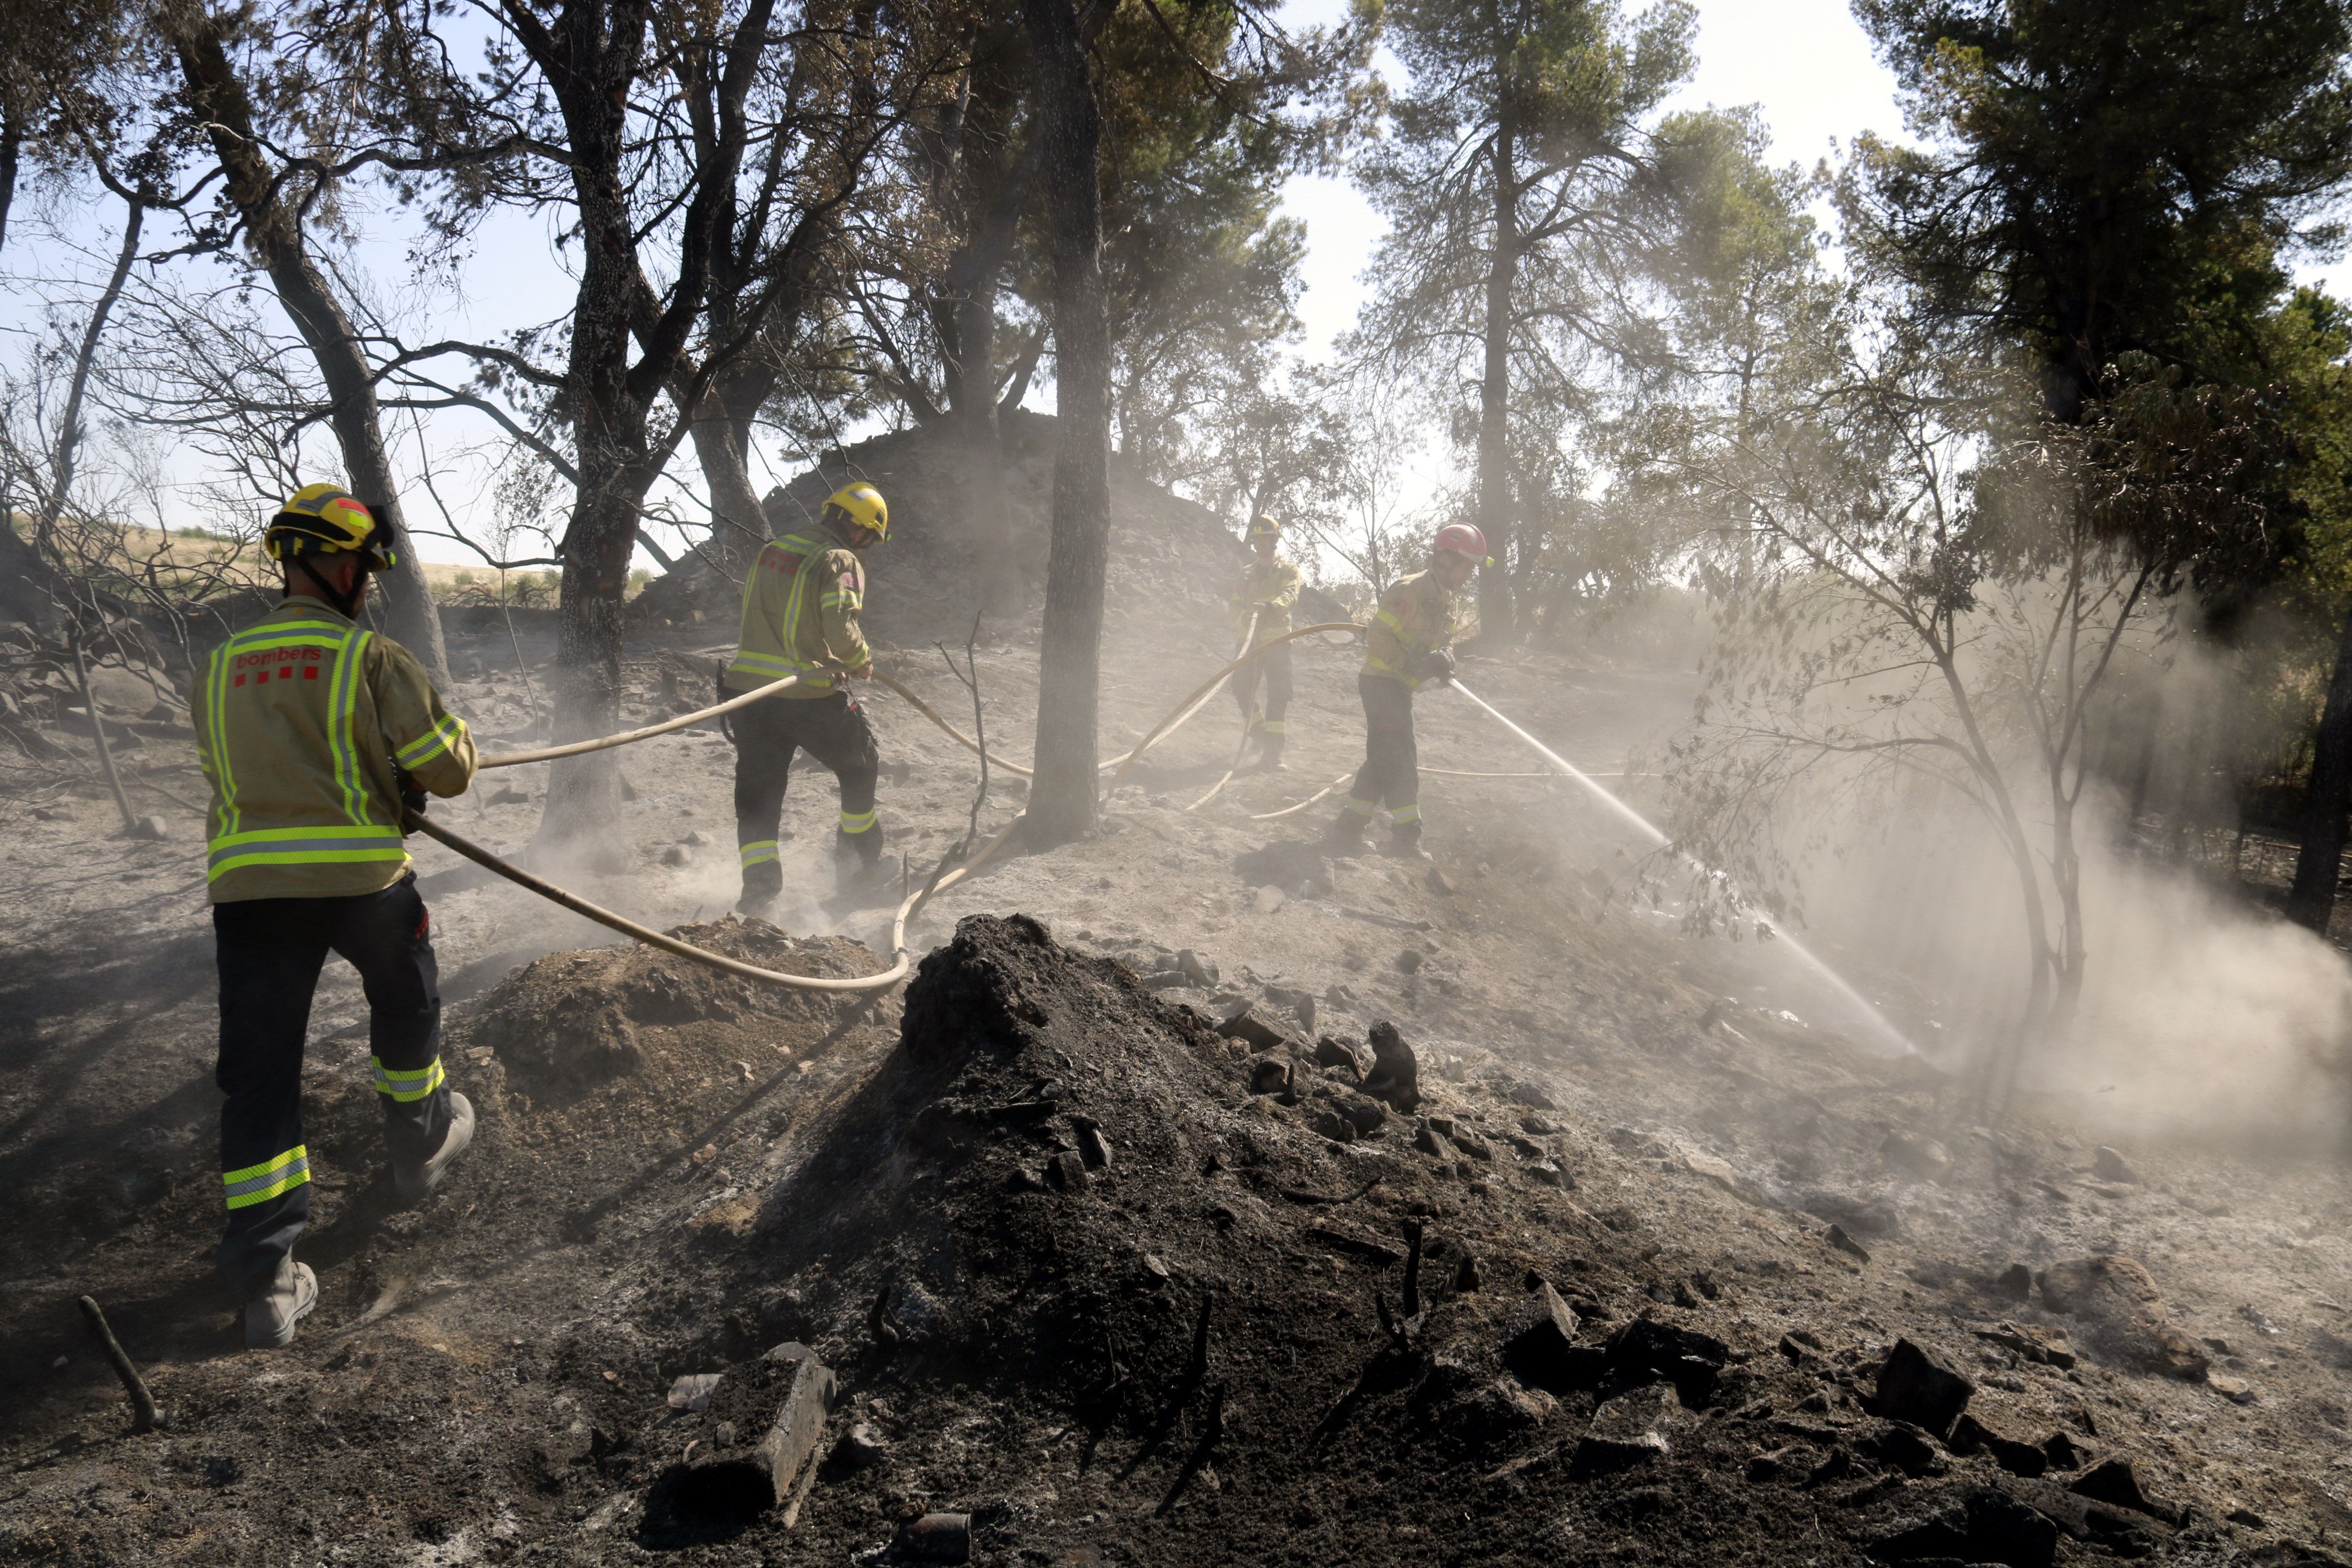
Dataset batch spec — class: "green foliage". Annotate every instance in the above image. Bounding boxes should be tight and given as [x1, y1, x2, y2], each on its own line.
[1845, 0, 2352, 412]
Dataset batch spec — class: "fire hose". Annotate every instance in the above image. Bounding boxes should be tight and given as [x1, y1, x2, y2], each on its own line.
[428, 621, 1350, 992]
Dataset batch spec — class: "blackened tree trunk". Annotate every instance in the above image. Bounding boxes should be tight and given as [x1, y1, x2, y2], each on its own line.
[2287, 609, 2352, 933]
[0, 97, 20, 256]
[1022, 0, 1110, 846]
[166, 7, 450, 685]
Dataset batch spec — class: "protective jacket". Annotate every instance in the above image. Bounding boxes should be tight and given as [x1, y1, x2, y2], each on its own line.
[1363, 569, 1464, 689]
[193, 598, 475, 902]
[726, 521, 871, 696]
[1228, 554, 1302, 642]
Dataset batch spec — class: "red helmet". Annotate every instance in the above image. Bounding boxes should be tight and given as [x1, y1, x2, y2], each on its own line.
[1434, 522, 1488, 563]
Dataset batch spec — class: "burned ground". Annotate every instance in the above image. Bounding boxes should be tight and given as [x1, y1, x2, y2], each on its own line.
[6, 454, 2352, 1565]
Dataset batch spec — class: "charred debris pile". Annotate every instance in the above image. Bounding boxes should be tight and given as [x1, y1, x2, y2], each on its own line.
[592, 913, 2251, 1566]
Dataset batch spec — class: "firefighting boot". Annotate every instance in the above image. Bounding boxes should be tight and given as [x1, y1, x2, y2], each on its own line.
[244, 1255, 318, 1350]
[394, 1091, 475, 1208]
[1255, 733, 1287, 772]
[1324, 809, 1370, 853]
[1386, 820, 1430, 861]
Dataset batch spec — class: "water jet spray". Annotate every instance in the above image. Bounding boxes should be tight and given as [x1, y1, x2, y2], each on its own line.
[1448, 679, 1918, 1057]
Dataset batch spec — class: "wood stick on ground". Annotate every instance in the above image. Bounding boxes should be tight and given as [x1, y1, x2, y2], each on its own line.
[76, 1295, 161, 1432]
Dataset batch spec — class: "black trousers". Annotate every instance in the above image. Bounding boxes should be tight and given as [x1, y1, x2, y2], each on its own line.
[213, 873, 451, 1295]
[1344, 673, 1420, 830]
[732, 689, 882, 900]
[1231, 640, 1293, 735]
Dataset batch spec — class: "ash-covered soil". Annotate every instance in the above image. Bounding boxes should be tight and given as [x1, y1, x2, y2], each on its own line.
[7, 453, 2352, 1564]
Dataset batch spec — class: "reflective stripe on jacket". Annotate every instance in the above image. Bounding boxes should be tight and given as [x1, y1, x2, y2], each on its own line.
[192, 599, 476, 902]
[725, 526, 870, 696]
[1228, 554, 1302, 642]
[1363, 570, 1462, 689]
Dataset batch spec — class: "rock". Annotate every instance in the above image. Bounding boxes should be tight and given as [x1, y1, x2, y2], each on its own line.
[1264, 985, 1318, 1034]
[2036, 1256, 2208, 1379]
[1308, 1108, 1357, 1144]
[488, 785, 530, 804]
[683, 829, 714, 846]
[1246, 1056, 1292, 1095]
[1974, 1322, 2075, 1370]
[1253, 884, 1286, 913]
[1393, 949, 1425, 973]
[681, 1342, 837, 1512]
[1570, 1382, 1678, 1479]
[2090, 1146, 2139, 1184]
[667, 1373, 723, 1411]
[127, 813, 168, 841]
[1604, 1318, 1728, 1407]
[1413, 1122, 1458, 1161]
[2209, 1374, 2255, 1404]
[1858, 1420, 1949, 1478]
[1426, 866, 1455, 895]
[2069, 1458, 2179, 1525]
[1995, 1262, 2034, 1300]
[1880, 1130, 1952, 1182]
[662, 844, 693, 866]
[1869, 1488, 2058, 1568]
[1456, 1253, 1482, 1292]
[1950, 1414, 2049, 1478]
[1527, 1162, 1570, 1188]
[2040, 1431, 2087, 1472]
[1313, 1033, 1367, 1075]
[1335, 1093, 1389, 1135]
[1869, 1339, 1974, 1438]
[1502, 1282, 1588, 1392]
[1825, 1224, 1871, 1262]
[1175, 949, 1218, 987]
[1446, 1379, 1555, 1446]
[1073, 1119, 1113, 1169]
[1220, 1005, 1291, 1050]
[1046, 1150, 1089, 1192]
[832, 1422, 888, 1469]
[896, 1511, 972, 1563]
[1362, 1019, 1420, 1112]
[1747, 1445, 1807, 1483]
[1506, 1080, 1557, 1110]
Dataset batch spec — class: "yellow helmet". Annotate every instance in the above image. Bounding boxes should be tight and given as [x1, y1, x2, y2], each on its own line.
[1247, 513, 1282, 540]
[823, 482, 889, 542]
[265, 483, 398, 570]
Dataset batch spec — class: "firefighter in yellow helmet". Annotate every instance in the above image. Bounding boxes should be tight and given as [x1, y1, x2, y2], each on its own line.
[1228, 514, 1302, 770]
[189, 483, 478, 1349]
[725, 482, 892, 912]
[1327, 522, 1485, 859]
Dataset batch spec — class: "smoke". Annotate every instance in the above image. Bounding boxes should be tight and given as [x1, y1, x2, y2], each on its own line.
[1761, 618, 2352, 1148]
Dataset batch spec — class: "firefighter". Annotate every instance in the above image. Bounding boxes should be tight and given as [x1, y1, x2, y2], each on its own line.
[192, 484, 478, 1349]
[1327, 522, 1487, 858]
[1228, 513, 1303, 771]
[726, 482, 891, 913]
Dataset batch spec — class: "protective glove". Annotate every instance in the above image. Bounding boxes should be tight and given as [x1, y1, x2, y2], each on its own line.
[395, 764, 428, 829]
[1422, 648, 1457, 685]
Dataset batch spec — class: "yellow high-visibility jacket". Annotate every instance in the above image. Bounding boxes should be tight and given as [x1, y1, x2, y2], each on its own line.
[1228, 554, 1302, 643]
[1363, 569, 1465, 690]
[193, 598, 476, 902]
[725, 524, 870, 696]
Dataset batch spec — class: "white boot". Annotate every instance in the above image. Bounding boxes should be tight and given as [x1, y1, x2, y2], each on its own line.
[395, 1091, 475, 1208]
[244, 1256, 318, 1350]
